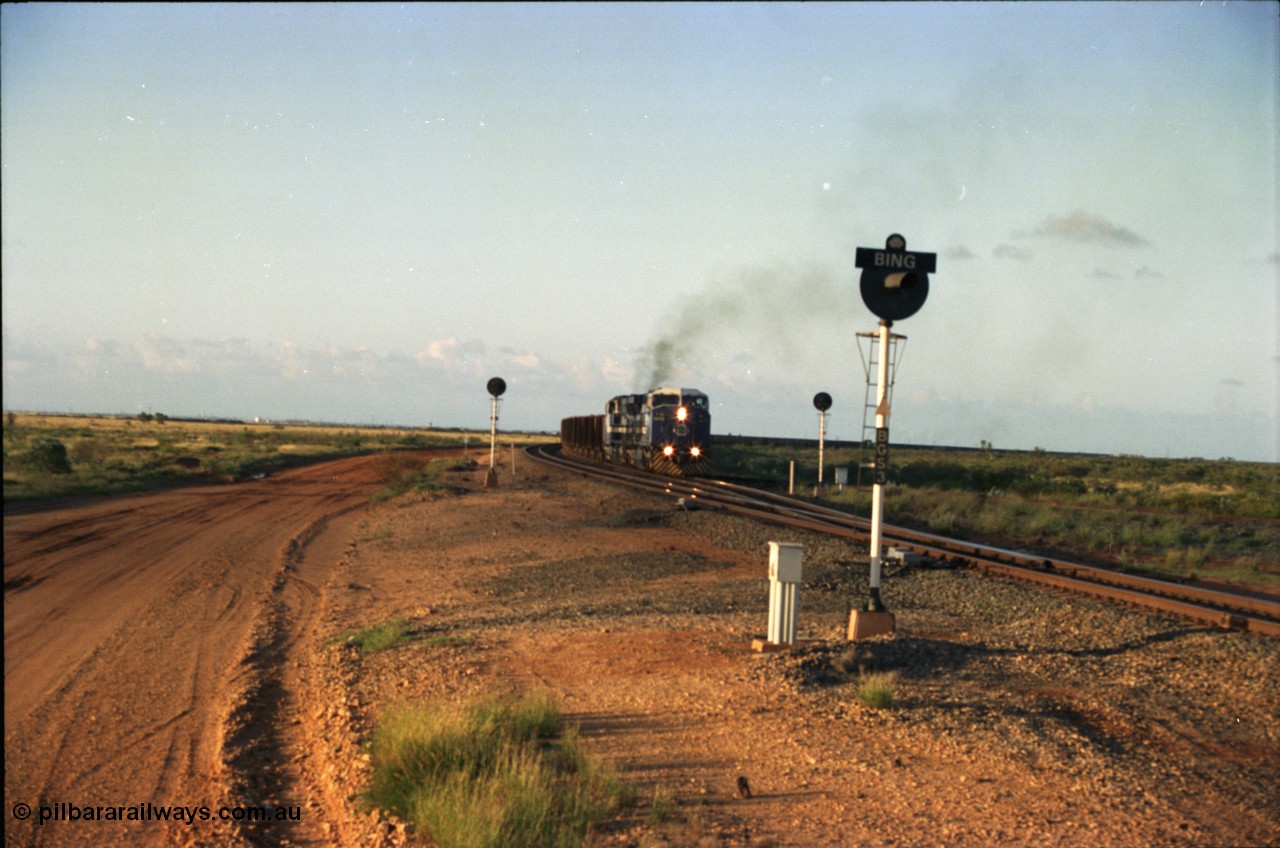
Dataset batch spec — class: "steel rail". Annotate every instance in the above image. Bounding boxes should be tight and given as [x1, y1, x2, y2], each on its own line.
[701, 477, 1280, 623]
[527, 445, 1280, 637]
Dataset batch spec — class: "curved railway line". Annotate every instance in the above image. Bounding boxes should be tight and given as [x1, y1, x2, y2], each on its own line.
[527, 444, 1280, 638]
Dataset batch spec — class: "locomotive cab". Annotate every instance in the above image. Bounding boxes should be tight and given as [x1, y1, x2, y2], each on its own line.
[595, 386, 711, 475]
[647, 387, 711, 475]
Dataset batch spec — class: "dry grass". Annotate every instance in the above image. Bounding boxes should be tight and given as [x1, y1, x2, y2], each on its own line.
[3, 412, 553, 503]
[361, 693, 633, 848]
[713, 444, 1280, 592]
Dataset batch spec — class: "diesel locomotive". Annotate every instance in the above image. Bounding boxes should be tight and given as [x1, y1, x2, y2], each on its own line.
[560, 387, 711, 476]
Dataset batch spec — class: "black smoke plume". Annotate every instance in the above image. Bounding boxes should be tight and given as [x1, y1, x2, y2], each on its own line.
[636, 263, 859, 389]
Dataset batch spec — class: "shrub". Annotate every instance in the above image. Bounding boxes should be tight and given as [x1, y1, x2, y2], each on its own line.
[23, 438, 73, 474]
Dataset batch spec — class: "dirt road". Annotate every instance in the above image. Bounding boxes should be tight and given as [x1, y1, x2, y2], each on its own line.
[4, 455, 387, 847]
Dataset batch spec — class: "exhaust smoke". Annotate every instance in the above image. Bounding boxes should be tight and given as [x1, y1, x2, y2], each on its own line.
[636, 263, 857, 389]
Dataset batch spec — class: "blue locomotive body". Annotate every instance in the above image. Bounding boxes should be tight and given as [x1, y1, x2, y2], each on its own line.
[560, 387, 711, 476]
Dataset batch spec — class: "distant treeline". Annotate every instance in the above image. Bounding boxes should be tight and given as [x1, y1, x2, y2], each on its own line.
[4, 410, 556, 436]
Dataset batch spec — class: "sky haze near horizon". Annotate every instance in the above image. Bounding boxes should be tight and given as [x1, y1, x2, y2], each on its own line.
[3, 2, 1277, 461]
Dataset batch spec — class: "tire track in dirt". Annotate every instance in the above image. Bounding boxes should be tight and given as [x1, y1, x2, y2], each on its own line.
[220, 503, 369, 846]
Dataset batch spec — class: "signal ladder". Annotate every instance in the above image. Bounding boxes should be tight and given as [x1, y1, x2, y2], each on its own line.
[855, 329, 907, 490]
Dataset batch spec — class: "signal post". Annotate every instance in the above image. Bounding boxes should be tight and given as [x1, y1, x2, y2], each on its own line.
[813, 392, 832, 495]
[849, 234, 935, 639]
[484, 377, 506, 488]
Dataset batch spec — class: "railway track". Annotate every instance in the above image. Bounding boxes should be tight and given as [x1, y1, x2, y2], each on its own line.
[527, 444, 1280, 638]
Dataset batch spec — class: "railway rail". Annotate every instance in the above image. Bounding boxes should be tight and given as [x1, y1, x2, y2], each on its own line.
[527, 444, 1280, 638]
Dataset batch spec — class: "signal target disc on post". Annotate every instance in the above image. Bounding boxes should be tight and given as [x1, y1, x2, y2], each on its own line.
[858, 267, 929, 321]
[813, 392, 832, 412]
[487, 377, 507, 397]
[854, 234, 936, 322]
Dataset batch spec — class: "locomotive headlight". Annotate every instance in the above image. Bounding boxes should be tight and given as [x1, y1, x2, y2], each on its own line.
[676, 406, 688, 422]
[663, 445, 675, 456]
[690, 446, 701, 458]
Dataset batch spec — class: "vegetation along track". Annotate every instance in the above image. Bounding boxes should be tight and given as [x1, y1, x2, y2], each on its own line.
[528, 445, 1280, 638]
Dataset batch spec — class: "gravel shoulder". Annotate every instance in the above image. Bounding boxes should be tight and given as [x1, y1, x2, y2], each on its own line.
[314, 454, 1280, 848]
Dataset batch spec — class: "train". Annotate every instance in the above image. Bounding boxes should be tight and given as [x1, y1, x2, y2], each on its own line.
[560, 387, 712, 476]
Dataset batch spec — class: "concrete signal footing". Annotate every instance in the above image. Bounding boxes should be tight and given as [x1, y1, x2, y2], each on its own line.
[750, 638, 821, 653]
[847, 610, 896, 640]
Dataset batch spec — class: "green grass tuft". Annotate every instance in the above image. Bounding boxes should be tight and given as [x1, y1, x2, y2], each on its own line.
[362, 693, 632, 848]
[326, 619, 474, 654]
[856, 671, 897, 710]
[328, 618, 413, 653]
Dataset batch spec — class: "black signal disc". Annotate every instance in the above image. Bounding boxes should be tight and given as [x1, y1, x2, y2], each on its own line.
[859, 269, 929, 322]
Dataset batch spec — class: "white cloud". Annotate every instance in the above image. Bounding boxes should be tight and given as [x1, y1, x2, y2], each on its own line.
[74, 337, 126, 376]
[993, 243, 1032, 260]
[2, 327, 1274, 461]
[278, 341, 312, 379]
[594, 356, 631, 389]
[133, 333, 199, 373]
[1, 334, 56, 375]
[499, 347, 540, 369]
[421, 338, 460, 363]
[1, 329, 625, 429]
[1019, 210, 1150, 248]
[418, 337, 487, 368]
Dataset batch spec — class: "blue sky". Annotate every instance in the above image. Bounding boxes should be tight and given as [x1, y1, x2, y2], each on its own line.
[3, 2, 1277, 461]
